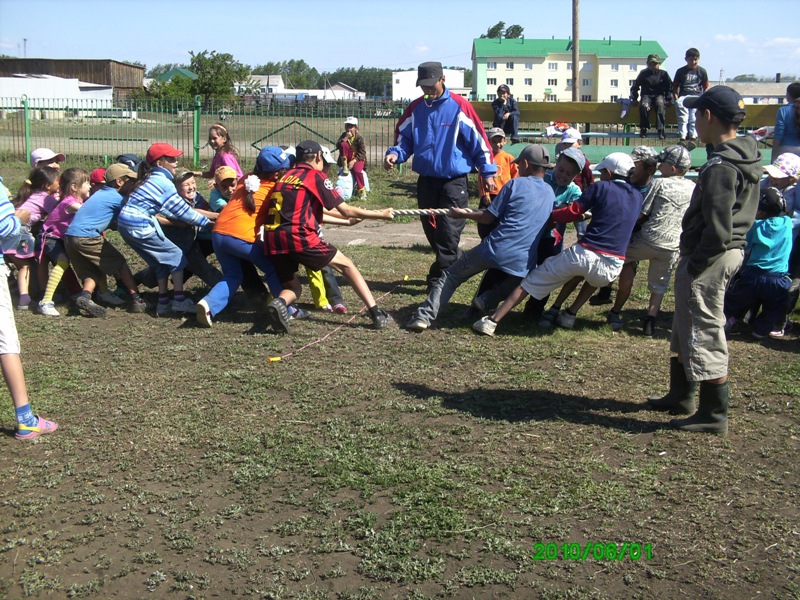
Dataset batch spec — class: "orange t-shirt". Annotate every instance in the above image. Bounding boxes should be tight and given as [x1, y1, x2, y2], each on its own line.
[493, 150, 518, 190]
[213, 178, 275, 243]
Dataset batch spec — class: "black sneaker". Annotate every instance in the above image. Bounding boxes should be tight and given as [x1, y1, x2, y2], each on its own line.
[372, 308, 393, 330]
[266, 298, 291, 334]
[75, 294, 107, 318]
[642, 315, 656, 337]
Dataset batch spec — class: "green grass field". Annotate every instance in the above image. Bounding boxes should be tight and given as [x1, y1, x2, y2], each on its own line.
[0, 163, 798, 599]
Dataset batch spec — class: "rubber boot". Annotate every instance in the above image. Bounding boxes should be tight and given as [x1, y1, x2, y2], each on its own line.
[647, 357, 697, 415]
[669, 381, 729, 436]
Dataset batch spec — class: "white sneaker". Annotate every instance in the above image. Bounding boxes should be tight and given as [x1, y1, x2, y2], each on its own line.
[405, 315, 429, 331]
[156, 302, 172, 317]
[196, 299, 212, 328]
[97, 290, 126, 306]
[172, 297, 195, 313]
[37, 301, 61, 317]
[472, 316, 497, 336]
[556, 310, 576, 329]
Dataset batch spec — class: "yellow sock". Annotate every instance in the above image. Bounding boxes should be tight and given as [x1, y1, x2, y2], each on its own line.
[41, 261, 68, 303]
[305, 267, 328, 308]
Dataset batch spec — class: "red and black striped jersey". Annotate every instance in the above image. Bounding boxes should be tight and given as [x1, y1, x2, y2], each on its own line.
[261, 163, 343, 255]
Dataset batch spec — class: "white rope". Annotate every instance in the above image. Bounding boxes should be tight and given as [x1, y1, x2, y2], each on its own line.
[391, 208, 477, 216]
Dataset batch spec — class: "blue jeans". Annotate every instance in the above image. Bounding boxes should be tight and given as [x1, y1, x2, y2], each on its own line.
[119, 222, 186, 281]
[413, 246, 497, 325]
[201, 233, 282, 317]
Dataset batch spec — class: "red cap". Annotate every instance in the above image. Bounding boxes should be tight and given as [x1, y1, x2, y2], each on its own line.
[90, 168, 106, 185]
[145, 143, 183, 164]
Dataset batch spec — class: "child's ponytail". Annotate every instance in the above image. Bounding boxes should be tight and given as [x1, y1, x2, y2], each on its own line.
[13, 166, 59, 207]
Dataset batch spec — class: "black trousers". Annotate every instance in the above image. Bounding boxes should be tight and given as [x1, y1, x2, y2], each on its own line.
[417, 174, 469, 286]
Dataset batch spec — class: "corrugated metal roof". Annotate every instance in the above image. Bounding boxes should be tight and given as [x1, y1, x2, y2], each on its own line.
[473, 38, 667, 59]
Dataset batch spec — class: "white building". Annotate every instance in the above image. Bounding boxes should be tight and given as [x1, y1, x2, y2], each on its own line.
[0, 74, 113, 103]
[391, 69, 466, 102]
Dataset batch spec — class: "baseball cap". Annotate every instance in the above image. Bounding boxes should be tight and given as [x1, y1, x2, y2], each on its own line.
[683, 86, 746, 121]
[596, 152, 635, 177]
[758, 186, 786, 217]
[145, 142, 183, 164]
[104, 163, 137, 183]
[295, 140, 336, 164]
[344, 116, 358, 126]
[764, 153, 800, 180]
[560, 128, 582, 144]
[416, 61, 443, 87]
[90, 168, 106, 185]
[658, 145, 692, 171]
[558, 147, 587, 171]
[256, 146, 293, 173]
[513, 144, 552, 168]
[486, 127, 506, 139]
[116, 153, 142, 170]
[30, 148, 66, 166]
[174, 168, 196, 184]
[630, 146, 658, 164]
[647, 54, 662, 64]
[213, 166, 238, 184]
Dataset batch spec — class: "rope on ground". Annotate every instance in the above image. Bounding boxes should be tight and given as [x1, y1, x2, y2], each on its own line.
[267, 276, 409, 364]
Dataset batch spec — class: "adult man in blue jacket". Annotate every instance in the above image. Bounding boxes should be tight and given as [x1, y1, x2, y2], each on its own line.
[385, 61, 497, 289]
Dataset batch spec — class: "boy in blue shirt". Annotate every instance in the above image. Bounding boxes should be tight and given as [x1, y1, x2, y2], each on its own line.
[724, 187, 793, 339]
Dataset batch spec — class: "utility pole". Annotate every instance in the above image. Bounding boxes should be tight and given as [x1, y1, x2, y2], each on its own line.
[572, 0, 579, 101]
[23, 38, 27, 59]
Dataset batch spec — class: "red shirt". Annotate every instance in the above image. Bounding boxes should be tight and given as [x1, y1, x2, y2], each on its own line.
[260, 163, 343, 255]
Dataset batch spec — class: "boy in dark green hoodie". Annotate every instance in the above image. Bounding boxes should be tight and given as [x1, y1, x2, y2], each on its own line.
[647, 86, 762, 435]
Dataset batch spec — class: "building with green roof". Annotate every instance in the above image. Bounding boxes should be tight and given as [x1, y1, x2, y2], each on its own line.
[155, 68, 198, 82]
[472, 37, 667, 102]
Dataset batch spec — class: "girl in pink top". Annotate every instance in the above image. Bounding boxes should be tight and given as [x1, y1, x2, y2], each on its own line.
[203, 124, 243, 179]
[9, 167, 60, 309]
[37, 168, 90, 317]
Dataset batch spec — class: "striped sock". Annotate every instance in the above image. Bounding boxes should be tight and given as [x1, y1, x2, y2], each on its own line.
[174, 292, 186, 302]
[41, 261, 68, 303]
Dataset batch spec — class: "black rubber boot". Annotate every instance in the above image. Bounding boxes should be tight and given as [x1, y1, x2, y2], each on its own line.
[669, 381, 729, 436]
[647, 357, 697, 415]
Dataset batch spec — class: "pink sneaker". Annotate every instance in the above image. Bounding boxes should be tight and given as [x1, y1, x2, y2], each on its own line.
[15, 415, 59, 440]
[332, 303, 348, 315]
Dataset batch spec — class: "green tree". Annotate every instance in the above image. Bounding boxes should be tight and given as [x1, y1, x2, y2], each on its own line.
[188, 50, 250, 102]
[146, 63, 185, 78]
[731, 74, 758, 82]
[463, 68, 473, 87]
[251, 60, 320, 88]
[504, 24, 524, 39]
[252, 62, 283, 75]
[480, 21, 505, 39]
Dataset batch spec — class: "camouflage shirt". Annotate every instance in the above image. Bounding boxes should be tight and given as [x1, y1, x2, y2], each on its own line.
[638, 176, 695, 251]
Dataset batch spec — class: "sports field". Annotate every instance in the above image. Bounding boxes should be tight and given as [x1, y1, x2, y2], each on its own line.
[0, 163, 797, 598]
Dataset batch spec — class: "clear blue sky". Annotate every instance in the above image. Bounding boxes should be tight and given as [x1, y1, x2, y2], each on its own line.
[0, 0, 796, 82]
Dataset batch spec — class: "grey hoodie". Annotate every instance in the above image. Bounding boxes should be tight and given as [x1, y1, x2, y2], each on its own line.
[679, 136, 762, 277]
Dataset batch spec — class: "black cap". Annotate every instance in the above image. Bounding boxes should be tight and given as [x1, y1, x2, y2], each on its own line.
[416, 61, 443, 87]
[758, 186, 786, 217]
[647, 53, 662, 64]
[684, 86, 746, 121]
[295, 140, 323, 157]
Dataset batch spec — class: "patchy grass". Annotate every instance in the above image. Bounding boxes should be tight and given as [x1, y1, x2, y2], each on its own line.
[0, 161, 798, 598]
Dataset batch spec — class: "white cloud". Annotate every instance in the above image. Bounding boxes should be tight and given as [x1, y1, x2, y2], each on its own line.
[764, 37, 800, 47]
[714, 34, 747, 43]
[413, 44, 430, 54]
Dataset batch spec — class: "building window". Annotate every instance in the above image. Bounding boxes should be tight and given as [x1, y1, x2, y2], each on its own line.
[546, 94, 558, 101]
[525, 62, 533, 70]
[487, 94, 496, 101]
[581, 94, 593, 101]
[610, 79, 619, 88]
[630, 64, 637, 71]
[566, 62, 572, 70]
[506, 62, 514, 69]
[610, 95, 619, 102]
[524, 78, 532, 85]
[582, 63, 593, 71]
[611, 64, 620, 71]
[487, 78, 496, 86]
[547, 78, 557, 86]
[506, 78, 514, 85]
[582, 79, 592, 87]
[395, 79, 400, 84]
[524, 94, 533, 101]
[548, 62, 558, 71]
[487, 61, 497, 70]
[629, 79, 636, 87]
[566, 79, 573, 87]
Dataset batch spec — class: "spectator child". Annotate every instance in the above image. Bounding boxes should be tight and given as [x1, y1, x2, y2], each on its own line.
[36, 168, 90, 317]
[772, 82, 800, 158]
[491, 84, 520, 143]
[0, 184, 58, 439]
[477, 127, 519, 239]
[672, 48, 710, 142]
[202, 124, 243, 179]
[336, 117, 368, 200]
[630, 54, 673, 139]
[724, 187, 792, 338]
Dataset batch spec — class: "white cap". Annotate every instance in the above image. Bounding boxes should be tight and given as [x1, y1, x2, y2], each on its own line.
[344, 116, 358, 126]
[596, 152, 635, 177]
[319, 145, 336, 165]
[560, 128, 582, 144]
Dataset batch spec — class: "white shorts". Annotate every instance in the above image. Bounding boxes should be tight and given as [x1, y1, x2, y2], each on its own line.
[521, 243, 624, 300]
[0, 263, 21, 355]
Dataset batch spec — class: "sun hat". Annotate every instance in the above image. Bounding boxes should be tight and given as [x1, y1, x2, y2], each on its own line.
[764, 153, 800, 180]
[30, 148, 66, 167]
[213, 166, 238, 184]
[104, 163, 137, 183]
[256, 146, 293, 173]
